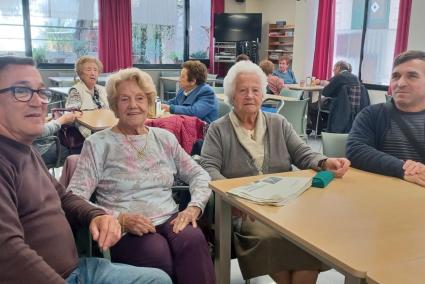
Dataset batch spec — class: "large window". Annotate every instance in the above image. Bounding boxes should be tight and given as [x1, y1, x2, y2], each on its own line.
[333, 0, 400, 85]
[189, 0, 211, 61]
[131, 0, 185, 64]
[29, 0, 98, 64]
[0, 0, 26, 57]
[1, 0, 211, 67]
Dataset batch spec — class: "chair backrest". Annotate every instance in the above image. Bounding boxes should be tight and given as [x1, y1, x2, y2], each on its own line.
[321, 132, 349, 157]
[261, 98, 284, 113]
[278, 99, 309, 138]
[279, 88, 303, 100]
[218, 100, 232, 118]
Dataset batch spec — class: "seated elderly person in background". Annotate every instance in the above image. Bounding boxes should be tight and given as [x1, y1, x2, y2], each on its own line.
[161, 60, 218, 123]
[318, 60, 369, 133]
[67, 68, 215, 284]
[66, 56, 109, 138]
[200, 60, 350, 284]
[259, 59, 286, 95]
[273, 55, 297, 84]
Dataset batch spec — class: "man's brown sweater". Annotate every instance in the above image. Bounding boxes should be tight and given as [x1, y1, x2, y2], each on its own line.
[0, 135, 106, 283]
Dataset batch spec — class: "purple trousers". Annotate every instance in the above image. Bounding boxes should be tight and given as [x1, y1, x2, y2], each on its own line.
[110, 214, 215, 284]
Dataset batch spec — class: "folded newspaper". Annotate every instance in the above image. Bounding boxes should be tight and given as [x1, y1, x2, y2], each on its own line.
[228, 176, 312, 206]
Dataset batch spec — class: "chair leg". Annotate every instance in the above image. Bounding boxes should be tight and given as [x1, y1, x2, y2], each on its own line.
[245, 279, 250, 284]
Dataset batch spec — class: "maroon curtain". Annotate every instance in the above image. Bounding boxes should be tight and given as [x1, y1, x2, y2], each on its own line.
[393, 0, 412, 58]
[98, 0, 133, 73]
[312, 0, 336, 80]
[209, 0, 225, 73]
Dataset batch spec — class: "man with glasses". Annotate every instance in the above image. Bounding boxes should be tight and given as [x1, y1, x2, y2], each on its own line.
[0, 56, 171, 284]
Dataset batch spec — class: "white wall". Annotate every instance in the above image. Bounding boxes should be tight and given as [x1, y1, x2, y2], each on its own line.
[407, 0, 425, 51]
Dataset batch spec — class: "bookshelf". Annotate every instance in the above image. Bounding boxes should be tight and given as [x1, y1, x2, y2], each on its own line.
[267, 24, 294, 63]
[214, 41, 237, 63]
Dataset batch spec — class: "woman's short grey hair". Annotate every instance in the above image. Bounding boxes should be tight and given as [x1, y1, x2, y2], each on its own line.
[334, 60, 352, 73]
[223, 60, 267, 106]
[106, 68, 157, 117]
[75, 56, 103, 76]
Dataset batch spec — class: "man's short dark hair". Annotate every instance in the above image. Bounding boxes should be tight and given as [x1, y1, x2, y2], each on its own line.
[393, 50, 425, 68]
[0, 56, 35, 72]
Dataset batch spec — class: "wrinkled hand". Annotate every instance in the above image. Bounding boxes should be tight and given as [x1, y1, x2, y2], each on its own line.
[323, 158, 351, 178]
[170, 206, 201, 234]
[89, 215, 122, 251]
[232, 207, 255, 222]
[403, 160, 425, 176]
[161, 104, 170, 112]
[118, 213, 156, 236]
[404, 172, 425, 187]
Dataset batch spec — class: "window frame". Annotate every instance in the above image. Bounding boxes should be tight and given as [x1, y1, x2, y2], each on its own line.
[336, 0, 393, 91]
[13, 0, 210, 69]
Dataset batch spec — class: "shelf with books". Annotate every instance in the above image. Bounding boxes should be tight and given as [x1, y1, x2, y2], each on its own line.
[268, 23, 294, 63]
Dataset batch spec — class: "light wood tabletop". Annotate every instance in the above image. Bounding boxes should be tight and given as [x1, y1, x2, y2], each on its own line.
[287, 83, 324, 92]
[209, 168, 425, 284]
[366, 257, 425, 284]
[77, 109, 118, 131]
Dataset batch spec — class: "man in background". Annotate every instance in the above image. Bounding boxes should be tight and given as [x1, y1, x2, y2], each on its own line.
[347, 50, 425, 187]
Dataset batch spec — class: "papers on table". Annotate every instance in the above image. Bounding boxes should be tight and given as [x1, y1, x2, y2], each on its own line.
[228, 176, 312, 206]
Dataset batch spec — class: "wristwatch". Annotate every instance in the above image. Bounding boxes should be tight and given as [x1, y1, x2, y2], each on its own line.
[318, 158, 328, 171]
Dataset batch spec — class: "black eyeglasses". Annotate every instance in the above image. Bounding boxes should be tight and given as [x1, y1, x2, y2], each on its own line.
[0, 86, 53, 103]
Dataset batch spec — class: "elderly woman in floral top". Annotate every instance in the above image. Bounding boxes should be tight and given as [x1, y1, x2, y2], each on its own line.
[67, 68, 215, 284]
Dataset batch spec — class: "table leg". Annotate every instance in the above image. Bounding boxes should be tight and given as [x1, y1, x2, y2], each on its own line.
[344, 274, 367, 284]
[214, 195, 231, 284]
[159, 79, 165, 101]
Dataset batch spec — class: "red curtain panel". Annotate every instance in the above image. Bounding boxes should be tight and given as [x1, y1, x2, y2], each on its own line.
[98, 0, 133, 73]
[312, 0, 336, 80]
[393, 0, 412, 58]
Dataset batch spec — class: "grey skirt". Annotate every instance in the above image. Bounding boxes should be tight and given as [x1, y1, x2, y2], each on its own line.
[234, 218, 329, 280]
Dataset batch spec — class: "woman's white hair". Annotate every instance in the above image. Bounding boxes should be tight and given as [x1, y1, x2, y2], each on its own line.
[223, 60, 268, 106]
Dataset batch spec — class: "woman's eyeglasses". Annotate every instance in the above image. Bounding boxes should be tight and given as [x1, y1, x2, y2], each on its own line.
[0, 86, 52, 104]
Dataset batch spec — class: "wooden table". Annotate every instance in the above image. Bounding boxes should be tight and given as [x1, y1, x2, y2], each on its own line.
[209, 168, 425, 284]
[367, 258, 425, 284]
[77, 109, 118, 131]
[287, 83, 324, 92]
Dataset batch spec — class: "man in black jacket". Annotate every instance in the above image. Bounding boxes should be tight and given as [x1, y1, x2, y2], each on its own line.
[346, 50, 425, 187]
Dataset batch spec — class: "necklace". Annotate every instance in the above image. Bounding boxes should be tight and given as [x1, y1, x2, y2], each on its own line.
[117, 125, 149, 159]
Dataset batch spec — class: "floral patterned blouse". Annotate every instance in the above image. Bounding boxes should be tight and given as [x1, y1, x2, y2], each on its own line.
[67, 127, 211, 226]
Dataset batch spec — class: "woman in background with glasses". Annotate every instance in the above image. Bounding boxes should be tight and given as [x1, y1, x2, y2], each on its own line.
[66, 56, 109, 138]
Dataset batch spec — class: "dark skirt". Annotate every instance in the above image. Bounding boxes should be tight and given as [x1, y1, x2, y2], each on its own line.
[234, 218, 329, 280]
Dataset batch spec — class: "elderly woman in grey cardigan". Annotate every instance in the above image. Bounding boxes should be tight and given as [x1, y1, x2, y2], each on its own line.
[200, 60, 350, 284]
